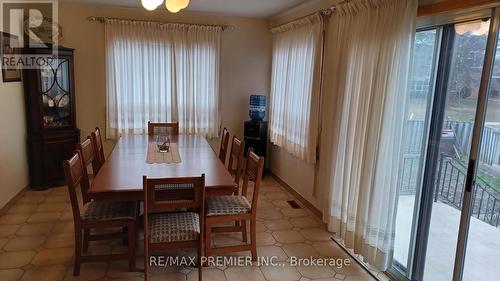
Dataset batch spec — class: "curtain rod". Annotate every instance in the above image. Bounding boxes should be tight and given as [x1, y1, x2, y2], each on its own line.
[270, 0, 350, 30]
[87, 16, 235, 31]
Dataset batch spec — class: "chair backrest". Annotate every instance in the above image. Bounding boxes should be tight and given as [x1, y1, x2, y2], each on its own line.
[63, 152, 85, 223]
[143, 175, 205, 213]
[227, 136, 245, 186]
[91, 127, 105, 169]
[241, 149, 265, 214]
[75, 137, 96, 203]
[219, 128, 230, 164]
[148, 121, 179, 136]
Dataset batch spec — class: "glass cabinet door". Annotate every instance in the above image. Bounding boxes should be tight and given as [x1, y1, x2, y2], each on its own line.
[40, 58, 71, 128]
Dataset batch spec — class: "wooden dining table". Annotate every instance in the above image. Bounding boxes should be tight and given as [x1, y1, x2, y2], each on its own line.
[89, 134, 236, 201]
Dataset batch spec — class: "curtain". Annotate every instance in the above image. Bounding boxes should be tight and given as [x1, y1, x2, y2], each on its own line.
[105, 19, 221, 139]
[318, 0, 417, 270]
[269, 14, 323, 163]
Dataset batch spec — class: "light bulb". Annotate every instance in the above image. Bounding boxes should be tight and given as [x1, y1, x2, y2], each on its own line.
[142, 0, 160, 11]
[176, 0, 189, 9]
[165, 0, 182, 13]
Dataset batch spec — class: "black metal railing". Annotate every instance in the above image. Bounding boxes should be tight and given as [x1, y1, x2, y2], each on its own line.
[399, 153, 500, 228]
[434, 154, 500, 227]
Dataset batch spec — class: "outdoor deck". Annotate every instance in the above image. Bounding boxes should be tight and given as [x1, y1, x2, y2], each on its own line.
[395, 196, 500, 281]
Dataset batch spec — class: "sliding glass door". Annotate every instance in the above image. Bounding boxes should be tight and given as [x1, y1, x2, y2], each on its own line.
[462, 16, 500, 281]
[392, 7, 500, 281]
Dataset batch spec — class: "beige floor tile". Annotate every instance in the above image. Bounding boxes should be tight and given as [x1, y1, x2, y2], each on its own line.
[0, 238, 8, 248]
[0, 269, 24, 281]
[272, 231, 305, 244]
[264, 192, 290, 200]
[296, 264, 336, 279]
[16, 223, 55, 236]
[264, 219, 293, 231]
[7, 205, 39, 214]
[187, 268, 224, 281]
[282, 243, 319, 258]
[64, 263, 107, 281]
[43, 234, 74, 249]
[37, 204, 68, 213]
[256, 200, 275, 210]
[152, 272, 186, 281]
[51, 223, 74, 234]
[343, 272, 376, 281]
[271, 200, 292, 209]
[0, 225, 21, 238]
[300, 229, 332, 242]
[332, 262, 367, 277]
[311, 242, 349, 258]
[106, 261, 143, 279]
[106, 277, 144, 281]
[281, 209, 309, 218]
[43, 196, 70, 204]
[31, 248, 74, 266]
[20, 265, 67, 281]
[257, 209, 283, 220]
[58, 213, 74, 222]
[27, 212, 62, 223]
[260, 264, 301, 281]
[0, 251, 36, 269]
[17, 196, 46, 204]
[49, 187, 69, 196]
[224, 266, 265, 281]
[255, 232, 276, 246]
[256, 246, 288, 261]
[290, 217, 321, 229]
[213, 233, 245, 247]
[0, 214, 30, 225]
[4, 236, 46, 251]
[255, 221, 267, 233]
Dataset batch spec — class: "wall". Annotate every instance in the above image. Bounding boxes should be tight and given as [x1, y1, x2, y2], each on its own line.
[58, 3, 273, 155]
[0, 80, 28, 209]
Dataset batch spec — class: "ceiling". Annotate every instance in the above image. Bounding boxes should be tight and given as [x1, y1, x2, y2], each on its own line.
[60, 0, 308, 18]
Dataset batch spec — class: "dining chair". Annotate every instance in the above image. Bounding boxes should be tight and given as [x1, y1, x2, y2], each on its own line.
[76, 137, 99, 204]
[143, 175, 205, 281]
[227, 136, 245, 193]
[147, 121, 179, 136]
[63, 152, 138, 276]
[90, 127, 105, 171]
[219, 127, 230, 164]
[204, 149, 264, 260]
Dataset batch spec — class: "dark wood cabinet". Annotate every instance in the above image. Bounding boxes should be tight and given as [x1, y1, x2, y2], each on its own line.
[243, 121, 267, 159]
[23, 47, 79, 188]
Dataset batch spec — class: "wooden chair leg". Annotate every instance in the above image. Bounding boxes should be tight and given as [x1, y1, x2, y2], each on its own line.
[73, 228, 82, 276]
[241, 220, 248, 243]
[205, 220, 212, 259]
[250, 219, 257, 261]
[128, 222, 136, 272]
[82, 229, 90, 253]
[198, 244, 203, 281]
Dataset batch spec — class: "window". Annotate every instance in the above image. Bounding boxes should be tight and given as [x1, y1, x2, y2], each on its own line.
[269, 14, 323, 163]
[104, 19, 221, 139]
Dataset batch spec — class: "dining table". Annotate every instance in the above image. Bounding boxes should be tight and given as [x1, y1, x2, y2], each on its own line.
[89, 134, 236, 201]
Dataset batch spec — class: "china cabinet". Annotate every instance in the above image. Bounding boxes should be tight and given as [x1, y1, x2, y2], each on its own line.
[23, 46, 80, 188]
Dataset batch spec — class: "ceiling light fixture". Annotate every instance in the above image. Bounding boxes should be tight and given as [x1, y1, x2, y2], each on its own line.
[142, 0, 189, 13]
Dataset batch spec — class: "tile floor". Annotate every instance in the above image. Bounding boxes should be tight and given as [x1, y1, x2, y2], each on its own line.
[0, 176, 380, 281]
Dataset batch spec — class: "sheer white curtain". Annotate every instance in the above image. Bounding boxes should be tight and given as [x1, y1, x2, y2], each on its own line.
[105, 19, 221, 139]
[318, 0, 417, 270]
[269, 14, 323, 163]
